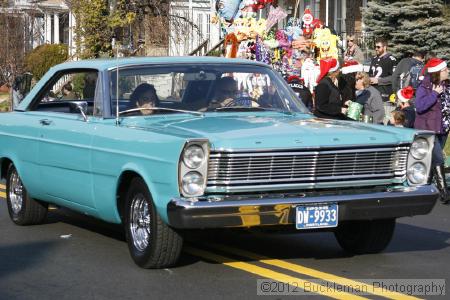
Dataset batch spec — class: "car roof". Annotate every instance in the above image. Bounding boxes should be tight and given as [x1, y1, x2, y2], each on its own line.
[52, 56, 270, 71]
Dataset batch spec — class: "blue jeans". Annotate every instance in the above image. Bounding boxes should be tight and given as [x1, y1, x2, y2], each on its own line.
[432, 134, 448, 167]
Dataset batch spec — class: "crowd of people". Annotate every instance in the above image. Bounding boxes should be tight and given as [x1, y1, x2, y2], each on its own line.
[288, 37, 449, 204]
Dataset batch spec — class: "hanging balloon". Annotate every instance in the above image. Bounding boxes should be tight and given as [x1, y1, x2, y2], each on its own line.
[215, 0, 242, 22]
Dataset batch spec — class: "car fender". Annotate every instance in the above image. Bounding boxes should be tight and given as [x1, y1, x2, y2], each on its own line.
[94, 161, 175, 224]
[0, 154, 43, 200]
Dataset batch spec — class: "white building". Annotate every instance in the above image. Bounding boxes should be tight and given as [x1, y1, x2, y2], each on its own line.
[169, 0, 221, 56]
[3, 0, 75, 56]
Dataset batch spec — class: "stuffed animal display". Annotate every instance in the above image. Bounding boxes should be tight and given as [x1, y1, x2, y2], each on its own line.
[215, 4, 339, 91]
[312, 28, 339, 61]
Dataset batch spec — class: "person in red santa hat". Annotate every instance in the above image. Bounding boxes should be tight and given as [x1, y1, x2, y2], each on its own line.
[339, 60, 364, 104]
[314, 58, 349, 120]
[414, 57, 450, 204]
[394, 85, 415, 128]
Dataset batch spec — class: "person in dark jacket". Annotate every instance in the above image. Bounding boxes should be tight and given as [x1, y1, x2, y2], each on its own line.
[287, 75, 313, 110]
[396, 86, 416, 128]
[368, 38, 397, 124]
[339, 60, 364, 104]
[314, 58, 349, 120]
[414, 57, 449, 204]
[392, 50, 426, 93]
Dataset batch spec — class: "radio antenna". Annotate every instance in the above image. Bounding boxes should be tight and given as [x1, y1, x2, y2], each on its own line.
[114, 38, 120, 125]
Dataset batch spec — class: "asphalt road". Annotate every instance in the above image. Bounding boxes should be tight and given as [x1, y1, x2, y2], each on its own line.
[0, 181, 449, 300]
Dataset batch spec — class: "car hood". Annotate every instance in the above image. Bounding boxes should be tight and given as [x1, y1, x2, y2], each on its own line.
[120, 112, 417, 150]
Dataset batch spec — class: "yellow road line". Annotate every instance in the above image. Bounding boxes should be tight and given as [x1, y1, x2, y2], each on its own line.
[0, 183, 5, 190]
[184, 246, 369, 300]
[0, 191, 5, 198]
[206, 243, 421, 300]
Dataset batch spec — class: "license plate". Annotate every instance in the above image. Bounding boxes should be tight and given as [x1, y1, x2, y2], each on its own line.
[296, 204, 338, 229]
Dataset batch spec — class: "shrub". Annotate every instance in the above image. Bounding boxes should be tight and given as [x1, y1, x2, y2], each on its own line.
[25, 44, 68, 80]
[0, 100, 10, 112]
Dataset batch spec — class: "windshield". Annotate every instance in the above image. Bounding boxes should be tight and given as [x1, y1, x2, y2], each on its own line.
[110, 64, 309, 116]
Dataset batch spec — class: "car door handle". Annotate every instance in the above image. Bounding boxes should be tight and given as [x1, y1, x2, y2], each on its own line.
[39, 119, 53, 126]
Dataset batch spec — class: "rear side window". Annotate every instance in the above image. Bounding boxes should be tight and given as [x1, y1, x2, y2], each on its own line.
[31, 70, 99, 116]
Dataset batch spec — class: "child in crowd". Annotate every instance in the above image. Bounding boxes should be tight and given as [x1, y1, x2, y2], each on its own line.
[390, 110, 405, 127]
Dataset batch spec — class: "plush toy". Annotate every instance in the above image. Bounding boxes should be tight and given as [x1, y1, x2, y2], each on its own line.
[301, 58, 320, 92]
[256, 40, 271, 64]
[263, 38, 279, 49]
[301, 8, 314, 36]
[284, 24, 302, 42]
[248, 41, 256, 60]
[247, 18, 258, 39]
[312, 27, 339, 61]
[234, 17, 264, 41]
[224, 33, 239, 58]
[275, 29, 290, 49]
[255, 18, 267, 37]
[311, 19, 324, 30]
[237, 41, 247, 58]
[240, 0, 257, 18]
[265, 6, 288, 31]
[291, 35, 310, 51]
[237, 0, 271, 20]
[263, 30, 278, 48]
[234, 17, 250, 41]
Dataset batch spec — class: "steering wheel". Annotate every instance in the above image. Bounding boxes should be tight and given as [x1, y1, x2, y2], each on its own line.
[223, 96, 260, 108]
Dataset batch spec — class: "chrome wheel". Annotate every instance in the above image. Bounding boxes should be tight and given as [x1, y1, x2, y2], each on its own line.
[129, 194, 151, 252]
[9, 169, 24, 214]
[125, 177, 183, 268]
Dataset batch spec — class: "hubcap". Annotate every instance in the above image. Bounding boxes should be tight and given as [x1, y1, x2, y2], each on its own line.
[9, 169, 24, 214]
[129, 194, 151, 252]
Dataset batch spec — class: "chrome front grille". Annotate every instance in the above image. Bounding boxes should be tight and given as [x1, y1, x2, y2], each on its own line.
[207, 145, 409, 192]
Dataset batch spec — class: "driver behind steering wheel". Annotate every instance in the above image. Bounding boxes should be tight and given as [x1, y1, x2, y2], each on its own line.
[208, 76, 238, 109]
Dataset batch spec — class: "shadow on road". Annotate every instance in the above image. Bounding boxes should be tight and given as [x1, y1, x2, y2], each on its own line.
[0, 241, 58, 280]
[44, 208, 126, 242]
[388, 223, 450, 252]
[182, 222, 450, 263]
[34, 208, 450, 266]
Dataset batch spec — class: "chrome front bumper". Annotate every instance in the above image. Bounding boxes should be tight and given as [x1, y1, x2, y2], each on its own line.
[167, 185, 439, 229]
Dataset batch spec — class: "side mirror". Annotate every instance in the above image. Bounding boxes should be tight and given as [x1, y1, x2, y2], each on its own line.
[69, 101, 88, 122]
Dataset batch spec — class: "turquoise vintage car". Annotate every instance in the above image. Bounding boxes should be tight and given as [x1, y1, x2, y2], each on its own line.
[0, 57, 439, 268]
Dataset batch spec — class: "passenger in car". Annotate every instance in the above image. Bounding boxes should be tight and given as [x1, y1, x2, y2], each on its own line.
[83, 73, 97, 99]
[129, 83, 160, 115]
[61, 83, 77, 100]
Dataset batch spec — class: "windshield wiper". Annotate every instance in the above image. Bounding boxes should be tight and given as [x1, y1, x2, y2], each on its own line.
[119, 107, 204, 117]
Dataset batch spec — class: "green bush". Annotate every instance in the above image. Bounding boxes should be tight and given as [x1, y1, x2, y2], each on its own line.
[25, 44, 68, 80]
[0, 101, 10, 112]
[206, 49, 222, 57]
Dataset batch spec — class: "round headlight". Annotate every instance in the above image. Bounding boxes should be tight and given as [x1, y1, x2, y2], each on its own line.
[181, 171, 204, 195]
[183, 145, 205, 169]
[410, 138, 429, 160]
[407, 162, 427, 184]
